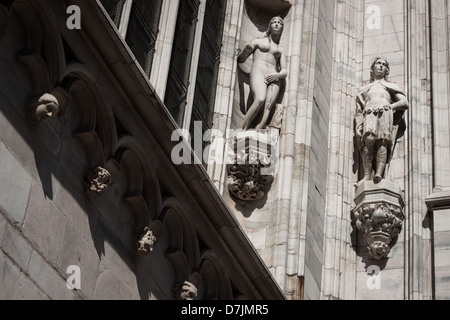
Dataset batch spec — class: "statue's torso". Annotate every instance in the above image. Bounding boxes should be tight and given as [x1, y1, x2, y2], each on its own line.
[251, 38, 281, 73]
[363, 81, 392, 110]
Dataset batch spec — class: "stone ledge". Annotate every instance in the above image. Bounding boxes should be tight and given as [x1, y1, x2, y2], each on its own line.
[425, 189, 450, 211]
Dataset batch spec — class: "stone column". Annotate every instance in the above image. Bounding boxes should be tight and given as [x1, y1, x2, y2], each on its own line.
[321, 0, 364, 300]
[404, 0, 433, 300]
[426, 0, 450, 300]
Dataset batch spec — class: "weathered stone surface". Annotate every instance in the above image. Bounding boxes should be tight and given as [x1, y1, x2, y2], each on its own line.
[22, 180, 67, 265]
[0, 142, 32, 225]
[28, 250, 78, 300]
[2, 223, 33, 271]
[0, 253, 48, 300]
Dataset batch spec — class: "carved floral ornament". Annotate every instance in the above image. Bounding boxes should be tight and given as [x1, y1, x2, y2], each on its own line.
[354, 202, 404, 260]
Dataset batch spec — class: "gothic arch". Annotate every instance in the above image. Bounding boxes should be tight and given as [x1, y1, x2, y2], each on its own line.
[199, 250, 233, 300]
[63, 63, 117, 168]
[10, 0, 65, 93]
[114, 136, 162, 230]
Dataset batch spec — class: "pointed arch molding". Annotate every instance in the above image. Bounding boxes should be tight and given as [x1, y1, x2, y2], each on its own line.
[10, 0, 65, 93]
[158, 197, 236, 300]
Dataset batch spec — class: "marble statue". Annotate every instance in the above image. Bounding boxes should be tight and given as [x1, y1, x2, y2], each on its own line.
[354, 57, 409, 186]
[238, 16, 288, 131]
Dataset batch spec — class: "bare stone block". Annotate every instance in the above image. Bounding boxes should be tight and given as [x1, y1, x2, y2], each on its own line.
[56, 222, 100, 299]
[0, 213, 6, 248]
[28, 250, 78, 300]
[22, 180, 67, 265]
[93, 268, 136, 300]
[0, 253, 48, 300]
[356, 267, 404, 300]
[0, 142, 32, 224]
[2, 223, 32, 272]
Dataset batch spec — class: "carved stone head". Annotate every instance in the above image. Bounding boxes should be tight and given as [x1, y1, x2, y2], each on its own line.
[135, 227, 156, 255]
[173, 281, 198, 300]
[27, 93, 59, 126]
[368, 241, 391, 260]
[85, 167, 112, 196]
[370, 56, 390, 82]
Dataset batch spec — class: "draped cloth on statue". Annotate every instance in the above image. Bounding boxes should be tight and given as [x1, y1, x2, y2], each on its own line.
[355, 81, 406, 152]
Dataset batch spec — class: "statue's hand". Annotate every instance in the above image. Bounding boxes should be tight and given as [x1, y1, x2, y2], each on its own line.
[265, 73, 279, 85]
[245, 41, 256, 51]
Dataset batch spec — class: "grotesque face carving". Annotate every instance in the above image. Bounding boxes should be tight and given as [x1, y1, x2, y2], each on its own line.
[368, 241, 390, 260]
[135, 227, 156, 255]
[28, 93, 59, 125]
[85, 167, 112, 196]
[173, 281, 198, 300]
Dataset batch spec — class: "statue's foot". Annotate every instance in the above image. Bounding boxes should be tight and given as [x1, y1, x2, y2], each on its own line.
[373, 174, 382, 183]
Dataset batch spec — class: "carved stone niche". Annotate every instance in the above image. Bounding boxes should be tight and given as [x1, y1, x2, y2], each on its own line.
[352, 180, 405, 260]
[227, 130, 278, 201]
[246, 0, 291, 14]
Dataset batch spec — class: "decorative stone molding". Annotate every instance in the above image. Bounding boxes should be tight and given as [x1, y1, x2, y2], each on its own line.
[84, 166, 112, 196]
[227, 131, 277, 201]
[134, 226, 157, 256]
[26, 93, 59, 126]
[353, 180, 405, 260]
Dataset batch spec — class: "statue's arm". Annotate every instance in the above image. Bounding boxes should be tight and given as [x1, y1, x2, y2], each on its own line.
[355, 94, 365, 139]
[391, 92, 409, 112]
[237, 39, 257, 63]
[278, 48, 288, 79]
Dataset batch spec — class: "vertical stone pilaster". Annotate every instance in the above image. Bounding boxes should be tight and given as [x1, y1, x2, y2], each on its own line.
[206, 0, 245, 193]
[150, 0, 180, 99]
[321, 0, 364, 300]
[426, 0, 450, 300]
[404, 0, 433, 300]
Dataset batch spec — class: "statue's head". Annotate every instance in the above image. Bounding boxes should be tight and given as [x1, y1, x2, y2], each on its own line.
[370, 56, 390, 82]
[266, 16, 284, 37]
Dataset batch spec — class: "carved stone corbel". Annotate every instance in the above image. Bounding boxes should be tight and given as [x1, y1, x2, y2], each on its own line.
[226, 130, 277, 201]
[84, 166, 112, 196]
[352, 180, 405, 260]
[173, 281, 198, 300]
[134, 226, 157, 256]
[26, 93, 59, 127]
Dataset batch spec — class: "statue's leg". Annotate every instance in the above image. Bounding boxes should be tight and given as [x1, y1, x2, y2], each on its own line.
[255, 83, 280, 130]
[374, 142, 388, 183]
[354, 132, 376, 187]
[242, 71, 267, 130]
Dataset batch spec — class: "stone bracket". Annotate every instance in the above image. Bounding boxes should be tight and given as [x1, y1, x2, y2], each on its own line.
[353, 180, 405, 259]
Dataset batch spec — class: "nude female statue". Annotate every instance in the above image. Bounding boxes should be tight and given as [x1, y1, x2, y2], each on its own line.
[238, 16, 288, 131]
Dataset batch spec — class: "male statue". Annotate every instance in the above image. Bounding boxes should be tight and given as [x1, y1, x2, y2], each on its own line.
[355, 57, 409, 187]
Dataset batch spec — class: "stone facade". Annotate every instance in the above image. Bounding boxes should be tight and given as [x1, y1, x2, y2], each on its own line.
[1, 0, 449, 301]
